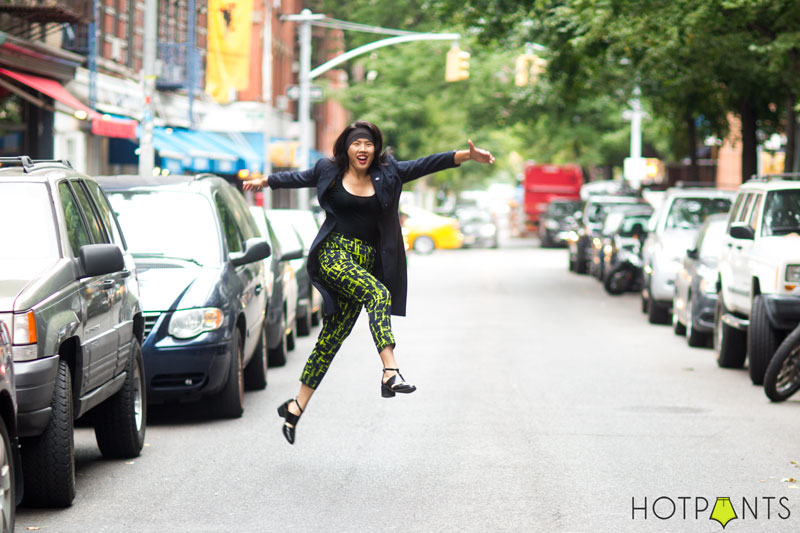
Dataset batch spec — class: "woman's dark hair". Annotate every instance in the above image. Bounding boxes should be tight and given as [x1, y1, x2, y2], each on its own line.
[331, 120, 388, 172]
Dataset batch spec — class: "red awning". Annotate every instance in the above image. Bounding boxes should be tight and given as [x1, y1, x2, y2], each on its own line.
[0, 67, 138, 139]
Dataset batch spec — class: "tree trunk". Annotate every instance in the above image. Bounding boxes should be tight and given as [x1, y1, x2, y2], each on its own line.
[786, 92, 797, 174]
[740, 99, 758, 182]
[686, 112, 699, 182]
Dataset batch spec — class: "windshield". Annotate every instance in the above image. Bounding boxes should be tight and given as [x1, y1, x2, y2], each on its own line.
[762, 190, 800, 237]
[547, 201, 581, 218]
[601, 212, 626, 235]
[617, 215, 651, 238]
[107, 191, 221, 266]
[269, 210, 318, 249]
[665, 197, 732, 230]
[586, 200, 638, 224]
[0, 183, 60, 277]
[266, 212, 303, 254]
[699, 220, 727, 257]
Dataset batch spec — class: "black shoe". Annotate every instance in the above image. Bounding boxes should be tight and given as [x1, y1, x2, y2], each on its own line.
[277, 398, 303, 445]
[381, 368, 417, 398]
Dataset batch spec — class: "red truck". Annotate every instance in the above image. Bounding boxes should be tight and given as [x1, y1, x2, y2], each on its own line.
[522, 163, 583, 232]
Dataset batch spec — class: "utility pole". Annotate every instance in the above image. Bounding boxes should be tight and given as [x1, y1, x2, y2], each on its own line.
[261, 0, 274, 208]
[623, 85, 646, 189]
[283, 9, 324, 208]
[139, 0, 158, 177]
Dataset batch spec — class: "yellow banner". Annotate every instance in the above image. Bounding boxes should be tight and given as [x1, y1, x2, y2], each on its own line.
[206, 0, 253, 103]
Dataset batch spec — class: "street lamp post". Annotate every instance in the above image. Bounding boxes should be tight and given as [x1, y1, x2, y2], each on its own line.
[139, 0, 158, 177]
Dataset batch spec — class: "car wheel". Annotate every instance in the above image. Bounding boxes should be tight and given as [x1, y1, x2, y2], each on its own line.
[568, 254, 576, 272]
[686, 292, 709, 348]
[215, 328, 244, 418]
[748, 295, 780, 385]
[296, 307, 312, 337]
[268, 310, 288, 367]
[647, 283, 670, 325]
[244, 319, 268, 391]
[672, 295, 686, 336]
[715, 298, 746, 368]
[311, 307, 321, 327]
[22, 359, 75, 507]
[287, 325, 296, 352]
[93, 339, 147, 458]
[575, 246, 587, 274]
[764, 324, 800, 402]
[413, 235, 435, 255]
[641, 291, 648, 314]
[0, 417, 15, 530]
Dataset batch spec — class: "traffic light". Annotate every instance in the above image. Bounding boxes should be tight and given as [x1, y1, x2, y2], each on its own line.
[515, 54, 547, 86]
[445, 45, 470, 82]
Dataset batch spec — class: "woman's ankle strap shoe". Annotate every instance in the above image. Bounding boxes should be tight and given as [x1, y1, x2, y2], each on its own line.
[277, 398, 303, 444]
[381, 368, 417, 398]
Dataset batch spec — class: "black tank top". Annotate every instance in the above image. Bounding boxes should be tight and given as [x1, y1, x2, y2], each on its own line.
[328, 178, 381, 245]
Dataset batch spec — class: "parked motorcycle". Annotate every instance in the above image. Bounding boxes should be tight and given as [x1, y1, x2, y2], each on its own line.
[604, 248, 643, 295]
[764, 320, 800, 402]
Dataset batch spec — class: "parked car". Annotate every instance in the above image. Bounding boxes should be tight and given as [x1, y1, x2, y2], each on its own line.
[249, 207, 301, 367]
[715, 176, 800, 384]
[641, 187, 734, 324]
[264, 209, 323, 335]
[596, 207, 653, 283]
[0, 321, 20, 527]
[589, 204, 653, 281]
[567, 194, 643, 274]
[101, 174, 270, 417]
[539, 199, 582, 248]
[671, 214, 728, 347]
[401, 205, 463, 254]
[0, 157, 145, 507]
[454, 206, 499, 248]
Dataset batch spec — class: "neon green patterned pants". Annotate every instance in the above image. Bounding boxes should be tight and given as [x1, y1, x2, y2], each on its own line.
[300, 232, 395, 389]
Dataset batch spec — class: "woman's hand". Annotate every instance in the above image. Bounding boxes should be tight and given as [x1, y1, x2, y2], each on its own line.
[468, 139, 495, 164]
[243, 176, 267, 191]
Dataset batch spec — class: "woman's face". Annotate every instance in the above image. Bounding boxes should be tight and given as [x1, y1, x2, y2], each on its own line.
[347, 138, 375, 172]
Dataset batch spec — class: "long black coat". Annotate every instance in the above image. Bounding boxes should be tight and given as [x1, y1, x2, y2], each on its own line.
[268, 150, 459, 317]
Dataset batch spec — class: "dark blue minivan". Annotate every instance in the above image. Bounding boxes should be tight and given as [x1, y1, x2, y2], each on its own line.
[100, 175, 270, 418]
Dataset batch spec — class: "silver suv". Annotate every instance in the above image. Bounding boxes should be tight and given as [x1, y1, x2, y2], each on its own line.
[0, 157, 145, 507]
[641, 187, 735, 324]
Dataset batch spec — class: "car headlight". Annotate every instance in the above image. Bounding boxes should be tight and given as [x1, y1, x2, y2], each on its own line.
[787, 265, 800, 282]
[168, 308, 224, 339]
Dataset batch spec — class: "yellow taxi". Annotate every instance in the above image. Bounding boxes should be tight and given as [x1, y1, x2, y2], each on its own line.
[400, 205, 463, 254]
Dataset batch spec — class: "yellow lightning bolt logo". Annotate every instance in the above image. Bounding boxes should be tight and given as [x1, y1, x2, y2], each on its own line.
[710, 497, 738, 529]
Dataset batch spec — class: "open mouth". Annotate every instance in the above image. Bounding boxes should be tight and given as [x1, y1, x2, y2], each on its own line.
[357, 155, 368, 165]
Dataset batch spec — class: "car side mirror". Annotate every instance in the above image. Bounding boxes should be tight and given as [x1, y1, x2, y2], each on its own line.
[77, 244, 124, 278]
[281, 248, 304, 262]
[729, 223, 755, 240]
[686, 248, 699, 259]
[231, 238, 271, 267]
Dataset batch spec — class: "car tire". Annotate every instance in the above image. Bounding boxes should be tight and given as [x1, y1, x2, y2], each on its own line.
[287, 325, 296, 352]
[672, 297, 686, 336]
[575, 246, 587, 274]
[22, 359, 75, 507]
[311, 307, 321, 327]
[93, 339, 147, 459]
[413, 235, 435, 255]
[0, 416, 15, 530]
[568, 254, 576, 272]
[296, 307, 312, 337]
[215, 328, 244, 418]
[686, 293, 709, 348]
[748, 295, 780, 385]
[647, 282, 670, 325]
[641, 291, 648, 314]
[714, 298, 746, 368]
[268, 310, 288, 367]
[244, 320, 268, 391]
[764, 324, 800, 402]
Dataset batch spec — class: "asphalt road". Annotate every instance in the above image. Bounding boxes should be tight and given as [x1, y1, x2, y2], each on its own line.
[15, 240, 800, 532]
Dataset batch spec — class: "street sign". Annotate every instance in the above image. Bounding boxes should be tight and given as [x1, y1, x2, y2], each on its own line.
[286, 85, 324, 101]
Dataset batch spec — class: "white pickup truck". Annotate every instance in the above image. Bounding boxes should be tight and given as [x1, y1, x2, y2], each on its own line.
[715, 176, 800, 385]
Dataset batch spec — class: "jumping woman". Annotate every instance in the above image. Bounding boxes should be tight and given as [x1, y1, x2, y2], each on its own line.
[243, 120, 495, 444]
